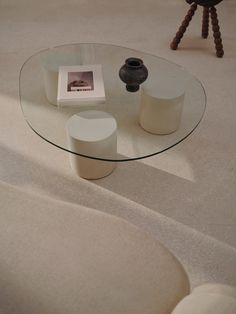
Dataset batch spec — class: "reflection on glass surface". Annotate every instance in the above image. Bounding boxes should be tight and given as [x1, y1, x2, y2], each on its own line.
[20, 43, 206, 162]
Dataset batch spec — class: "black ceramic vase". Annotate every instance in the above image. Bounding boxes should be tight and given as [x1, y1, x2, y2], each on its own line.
[119, 57, 148, 92]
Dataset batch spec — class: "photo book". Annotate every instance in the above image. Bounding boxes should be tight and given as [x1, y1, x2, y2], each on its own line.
[57, 64, 105, 106]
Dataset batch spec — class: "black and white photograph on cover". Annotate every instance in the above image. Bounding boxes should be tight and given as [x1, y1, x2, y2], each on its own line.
[67, 71, 94, 92]
[57, 64, 106, 106]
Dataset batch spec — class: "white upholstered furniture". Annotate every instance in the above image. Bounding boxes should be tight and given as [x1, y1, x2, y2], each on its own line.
[172, 283, 236, 314]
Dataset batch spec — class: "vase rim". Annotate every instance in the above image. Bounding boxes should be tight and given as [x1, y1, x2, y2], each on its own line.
[125, 57, 143, 68]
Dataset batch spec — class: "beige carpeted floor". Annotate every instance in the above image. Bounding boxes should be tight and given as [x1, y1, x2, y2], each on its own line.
[0, 0, 236, 290]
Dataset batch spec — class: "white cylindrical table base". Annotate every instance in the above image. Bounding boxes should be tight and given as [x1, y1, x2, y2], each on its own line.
[66, 111, 117, 179]
[139, 80, 185, 135]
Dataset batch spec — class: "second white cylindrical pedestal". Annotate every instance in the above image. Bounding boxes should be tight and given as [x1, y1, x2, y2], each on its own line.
[139, 80, 185, 135]
[66, 111, 117, 179]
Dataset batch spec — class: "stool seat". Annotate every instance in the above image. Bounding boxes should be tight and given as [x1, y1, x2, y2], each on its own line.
[187, 0, 223, 6]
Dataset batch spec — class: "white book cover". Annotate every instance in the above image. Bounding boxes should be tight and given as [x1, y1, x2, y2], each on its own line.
[57, 64, 106, 106]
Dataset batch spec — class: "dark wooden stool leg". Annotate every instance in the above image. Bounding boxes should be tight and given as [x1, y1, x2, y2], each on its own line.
[170, 3, 198, 50]
[202, 6, 209, 38]
[210, 6, 224, 57]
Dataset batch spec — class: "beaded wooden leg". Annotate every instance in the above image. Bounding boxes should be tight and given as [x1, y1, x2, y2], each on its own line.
[210, 6, 224, 57]
[170, 3, 198, 50]
[202, 6, 209, 38]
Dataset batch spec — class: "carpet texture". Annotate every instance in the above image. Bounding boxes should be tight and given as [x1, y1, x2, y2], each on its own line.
[0, 181, 190, 314]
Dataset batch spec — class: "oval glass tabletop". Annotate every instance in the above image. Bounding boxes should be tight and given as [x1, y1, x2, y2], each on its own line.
[20, 43, 206, 162]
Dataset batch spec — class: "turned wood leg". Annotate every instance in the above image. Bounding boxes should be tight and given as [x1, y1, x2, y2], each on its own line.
[202, 7, 209, 38]
[210, 6, 224, 57]
[170, 3, 198, 50]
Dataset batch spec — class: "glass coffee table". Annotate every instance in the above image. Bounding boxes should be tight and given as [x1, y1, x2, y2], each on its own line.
[20, 43, 206, 179]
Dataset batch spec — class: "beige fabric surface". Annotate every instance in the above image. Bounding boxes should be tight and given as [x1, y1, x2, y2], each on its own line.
[0, 0, 236, 308]
[0, 181, 189, 314]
